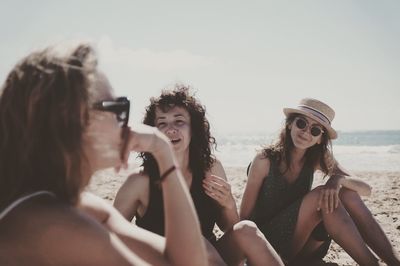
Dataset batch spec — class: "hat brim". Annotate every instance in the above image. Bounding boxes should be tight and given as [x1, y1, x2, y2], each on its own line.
[283, 108, 337, 139]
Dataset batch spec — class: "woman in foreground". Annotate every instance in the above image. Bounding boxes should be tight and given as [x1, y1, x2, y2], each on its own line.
[0, 43, 207, 265]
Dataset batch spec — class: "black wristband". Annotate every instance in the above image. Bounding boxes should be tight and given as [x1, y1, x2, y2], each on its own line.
[158, 165, 176, 184]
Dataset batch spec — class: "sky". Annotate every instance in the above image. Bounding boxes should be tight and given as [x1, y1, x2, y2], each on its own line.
[1, 0, 399, 135]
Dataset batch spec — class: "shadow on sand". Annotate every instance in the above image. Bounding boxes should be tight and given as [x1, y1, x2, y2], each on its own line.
[290, 259, 339, 266]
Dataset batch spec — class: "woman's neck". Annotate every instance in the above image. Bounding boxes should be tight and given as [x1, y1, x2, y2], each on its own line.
[174, 150, 191, 181]
[290, 147, 306, 166]
[280, 148, 307, 181]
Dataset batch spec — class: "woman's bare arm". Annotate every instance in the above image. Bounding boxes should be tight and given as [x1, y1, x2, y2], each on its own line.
[329, 162, 372, 197]
[204, 159, 239, 231]
[240, 153, 270, 220]
[340, 177, 372, 197]
[318, 160, 372, 213]
[113, 169, 149, 221]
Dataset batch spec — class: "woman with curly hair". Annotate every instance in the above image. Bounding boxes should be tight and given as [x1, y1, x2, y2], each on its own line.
[0, 43, 208, 265]
[114, 86, 283, 266]
[240, 98, 400, 265]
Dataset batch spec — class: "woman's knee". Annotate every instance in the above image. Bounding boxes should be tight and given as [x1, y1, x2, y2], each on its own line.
[303, 186, 325, 207]
[339, 187, 372, 217]
[233, 221, 258, 235]
[339, 187, 363, 208]
[339, 187, 360, 202]
[232, 220, 264, 242]
[296, 188, 325, 224]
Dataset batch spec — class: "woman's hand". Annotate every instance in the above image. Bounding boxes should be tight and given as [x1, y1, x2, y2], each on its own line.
[203, 174, 236, 210]
[119, 124, 172, 169]
[317, 175, 344, 213]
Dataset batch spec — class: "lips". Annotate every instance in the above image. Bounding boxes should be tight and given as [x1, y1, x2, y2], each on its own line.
[170, 138, 181, 144]
[297, 134, 309, 142]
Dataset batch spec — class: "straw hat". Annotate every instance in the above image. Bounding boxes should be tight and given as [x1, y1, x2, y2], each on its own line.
[283, 98, 337, 139]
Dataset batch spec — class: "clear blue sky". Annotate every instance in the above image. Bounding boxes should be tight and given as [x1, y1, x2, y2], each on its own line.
[1, 0, 399, 134]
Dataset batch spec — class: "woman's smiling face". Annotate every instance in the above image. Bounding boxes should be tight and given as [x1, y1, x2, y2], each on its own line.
[155, 106, 192, 154]
[290, 115, 324, 150]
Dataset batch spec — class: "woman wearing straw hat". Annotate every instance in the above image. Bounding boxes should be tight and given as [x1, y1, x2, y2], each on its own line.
[240, 98, 400, 265]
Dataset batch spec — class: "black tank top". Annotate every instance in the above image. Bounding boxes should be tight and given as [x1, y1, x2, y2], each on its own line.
[136, 171, 219, 242]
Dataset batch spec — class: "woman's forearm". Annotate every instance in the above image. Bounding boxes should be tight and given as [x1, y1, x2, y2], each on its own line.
[340, 177, 372, 197]
[219, 204, 240, 231]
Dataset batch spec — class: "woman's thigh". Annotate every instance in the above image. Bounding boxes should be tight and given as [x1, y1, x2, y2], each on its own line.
[120, 225, 168, 264]
[205, 237, 227, 266]
[290, 187, 324, 257]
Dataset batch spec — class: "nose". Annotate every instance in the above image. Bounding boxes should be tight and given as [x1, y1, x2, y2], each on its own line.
[298, 125, 312, 137]
[304, 127, 313, 136]
[302, 125, 310, 133]
[165, 125, 177, 135]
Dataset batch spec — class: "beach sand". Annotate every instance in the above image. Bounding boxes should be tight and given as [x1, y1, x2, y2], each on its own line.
[88, 166, 400, 265]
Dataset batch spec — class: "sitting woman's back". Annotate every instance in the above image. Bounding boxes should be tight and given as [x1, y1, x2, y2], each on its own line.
[0, 192, 115, 265]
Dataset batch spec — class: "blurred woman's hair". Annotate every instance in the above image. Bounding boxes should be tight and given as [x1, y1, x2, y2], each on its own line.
[140, 85, 216, 180]
[0, 43, 97, 210]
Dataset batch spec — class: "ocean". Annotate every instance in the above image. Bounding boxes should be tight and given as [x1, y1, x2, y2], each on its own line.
[214, 130, 400, 172]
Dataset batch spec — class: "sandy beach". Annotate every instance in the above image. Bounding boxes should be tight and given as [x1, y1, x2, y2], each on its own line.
[88, 166, 400, 265]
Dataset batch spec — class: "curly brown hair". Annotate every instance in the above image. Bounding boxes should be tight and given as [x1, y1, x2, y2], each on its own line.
[139, 85, 216, 181]
[263, 113, 335, 176]
[0, 44, 97, 210]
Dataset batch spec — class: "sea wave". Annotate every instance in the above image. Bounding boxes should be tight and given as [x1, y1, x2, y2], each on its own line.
[333, 145, 400, 155]
[388, 145, 400, 154]
[216, 130, 400, 147]
[215, 143, 400, 171]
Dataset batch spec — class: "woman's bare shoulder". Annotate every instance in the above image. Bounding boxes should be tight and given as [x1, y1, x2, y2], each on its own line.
[209, 158, 225, 175]
[113, 167, 151, 218]
[0, 197, 135, 264]
[0, 197, 103, 248]
[124, 167, 150, 187]
[5, 196, 104, 234]
[245, 151, 271, 182]
[253, 150, 270, 162]
[117, 167, 150, 201]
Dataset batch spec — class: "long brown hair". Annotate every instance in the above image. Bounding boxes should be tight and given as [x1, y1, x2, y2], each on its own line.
[0, 44, 97, 209]
[263, 114, 335, 176]
[139, 85, 216, 181]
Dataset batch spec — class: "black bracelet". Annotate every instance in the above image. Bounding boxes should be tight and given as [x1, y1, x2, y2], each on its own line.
[159, 165, 177, 183]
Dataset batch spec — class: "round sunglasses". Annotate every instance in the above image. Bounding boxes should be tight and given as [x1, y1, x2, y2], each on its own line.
[294, 117, 324, 137]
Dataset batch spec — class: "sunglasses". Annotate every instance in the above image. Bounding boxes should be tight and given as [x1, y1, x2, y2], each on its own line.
[93, 97, 130, 127]
[294, 117, 324, 137]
